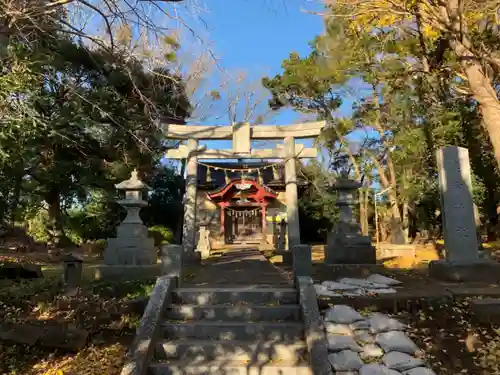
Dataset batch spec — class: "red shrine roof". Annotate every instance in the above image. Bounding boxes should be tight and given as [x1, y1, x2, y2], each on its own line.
[207, 178, 277, 203]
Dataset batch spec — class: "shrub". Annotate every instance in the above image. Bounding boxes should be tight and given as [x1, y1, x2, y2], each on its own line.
[148, 226, 173, 246]
[82, 239, 107, 256]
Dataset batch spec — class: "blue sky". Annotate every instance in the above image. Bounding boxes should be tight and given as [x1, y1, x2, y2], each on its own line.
[171, 0, 327, 153]
[164, 0, 369, 167]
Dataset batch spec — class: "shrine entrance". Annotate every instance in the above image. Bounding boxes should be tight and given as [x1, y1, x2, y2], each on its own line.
[207, 179, 276, 245]
[225, 207, 262, 244]
[164, 120, 326, 256]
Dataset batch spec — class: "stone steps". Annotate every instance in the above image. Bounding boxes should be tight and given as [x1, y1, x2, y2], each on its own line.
[154, 339, 308, 361]
[149, 285, 311, 375]
[172, 287, 298, 305]
[165, 304, 301, 321]
[149, 360, 313, 375]
[161, 320, 305, 341]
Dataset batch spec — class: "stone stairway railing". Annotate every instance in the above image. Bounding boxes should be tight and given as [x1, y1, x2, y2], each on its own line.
[296, 276, 331, 375]
[120, 276, 176, 375]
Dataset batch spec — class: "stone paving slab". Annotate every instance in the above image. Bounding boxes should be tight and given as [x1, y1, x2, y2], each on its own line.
[184, 248, 291, 287]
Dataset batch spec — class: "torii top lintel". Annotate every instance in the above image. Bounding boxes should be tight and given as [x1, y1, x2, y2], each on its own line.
[164, 121, 326, 140]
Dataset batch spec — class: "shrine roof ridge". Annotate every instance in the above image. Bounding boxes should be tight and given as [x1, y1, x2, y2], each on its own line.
[206, 178, 278, 199]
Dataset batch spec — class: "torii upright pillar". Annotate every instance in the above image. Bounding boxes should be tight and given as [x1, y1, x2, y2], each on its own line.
[182, 138, 198, 261]
[285, 136, 300, 248]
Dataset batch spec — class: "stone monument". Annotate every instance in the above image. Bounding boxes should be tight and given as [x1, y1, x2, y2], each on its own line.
[325, 177, 376, 264]
[103, 170, 156, 266]
[429, 146, 500, 281]
[196, 225, 211, 259]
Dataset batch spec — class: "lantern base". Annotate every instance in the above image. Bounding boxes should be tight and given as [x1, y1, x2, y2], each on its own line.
[325, 230, 376, 265]
[104, 237, 157, 265]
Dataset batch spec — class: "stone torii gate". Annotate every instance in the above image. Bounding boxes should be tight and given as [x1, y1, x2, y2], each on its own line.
[164, 121, 325, 259]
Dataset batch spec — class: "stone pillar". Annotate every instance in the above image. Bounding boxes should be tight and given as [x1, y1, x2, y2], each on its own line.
[292, 244, 312, 280]
[182, 138, 198, 261]
[261, 205, 267, 233]
[437, 146, 478, 262]
[429, 146, 500, 281]
[325, 178, 375, 264]
[284, 136, 300, 249]
[220, 206, 225, 235]
[196, 225, 211, 259]
[161, 244, 182, 286]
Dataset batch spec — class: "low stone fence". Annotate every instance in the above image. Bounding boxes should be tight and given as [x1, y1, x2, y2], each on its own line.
[296, 276, 331, 375]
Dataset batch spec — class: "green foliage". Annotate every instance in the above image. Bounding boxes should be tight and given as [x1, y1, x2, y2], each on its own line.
[65, 190, 124, 243]
[142, 166, 184, 235]
[148, 225, 174, 246]
[0, 277, 63, 307]
[264, 8, 500, 240]
[0, 24, 190, 247]
[298, 161, 338, 242]
[25, 211, 51, 244]
[89, 279, 156, 299]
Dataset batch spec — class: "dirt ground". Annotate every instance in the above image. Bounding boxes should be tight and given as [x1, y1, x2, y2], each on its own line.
[3, 242, 500, 375]
[0, 275, 154, 375]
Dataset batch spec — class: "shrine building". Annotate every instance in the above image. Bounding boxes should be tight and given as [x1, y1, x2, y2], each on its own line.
[195, 162, 307, 248]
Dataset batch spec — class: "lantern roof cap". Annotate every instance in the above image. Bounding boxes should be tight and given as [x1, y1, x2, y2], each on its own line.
[115, 169, 150, 191]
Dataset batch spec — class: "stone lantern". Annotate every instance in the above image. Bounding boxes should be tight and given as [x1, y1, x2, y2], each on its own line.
[325, 176, 376, 264]
[103, 169, 156, 266]
[62, 253, 83, 289]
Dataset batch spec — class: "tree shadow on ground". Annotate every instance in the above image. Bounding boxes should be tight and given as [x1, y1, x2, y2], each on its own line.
[0, 277, 156, 375]
[184, 248, 292, 287]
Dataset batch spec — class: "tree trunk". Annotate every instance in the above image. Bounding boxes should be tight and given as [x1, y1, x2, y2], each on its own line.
[402, 201, 409, 243]
[460, 57, 500, 169]
[359, 188, 369, 236]
[443, 0, 500, 170]
[369, 81, 406, 244]
[45, 188, 67, 248]
[388, 189, 406, 244]
[9, 173, 23, 225]
[175, 159, 187, 244]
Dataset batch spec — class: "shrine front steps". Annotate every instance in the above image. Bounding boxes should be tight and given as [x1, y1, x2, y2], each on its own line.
[148, 286, 313, 375]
